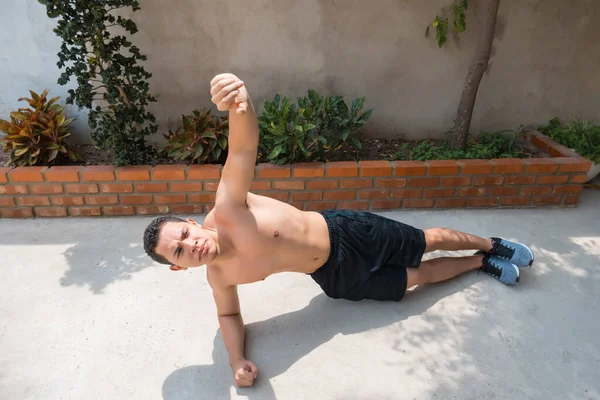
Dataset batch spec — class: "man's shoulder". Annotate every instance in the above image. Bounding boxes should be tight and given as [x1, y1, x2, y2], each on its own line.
[212, 197, 250, 219]
[206, 263, 228, 289]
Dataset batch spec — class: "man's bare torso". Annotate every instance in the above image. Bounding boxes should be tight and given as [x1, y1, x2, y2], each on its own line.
[204, 193, 331, 286]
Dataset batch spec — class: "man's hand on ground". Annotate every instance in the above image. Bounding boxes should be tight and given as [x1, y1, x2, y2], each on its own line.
[210, 73, 249, 115]
[231, 359, 258, 387]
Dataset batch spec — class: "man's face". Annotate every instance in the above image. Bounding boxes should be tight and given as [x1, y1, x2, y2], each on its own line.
[155, 219, 218, 270]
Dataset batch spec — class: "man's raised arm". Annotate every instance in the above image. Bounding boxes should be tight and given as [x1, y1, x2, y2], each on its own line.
[210, 73, 258, 208]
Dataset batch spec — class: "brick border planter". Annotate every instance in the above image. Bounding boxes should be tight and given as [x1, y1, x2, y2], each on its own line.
[0, 130, 591, 218]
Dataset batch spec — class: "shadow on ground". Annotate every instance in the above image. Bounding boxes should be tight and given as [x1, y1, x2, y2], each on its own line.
[162, 279, 477, 400]
[60, 239, 149, 295]
[161, 191, 600, 399]
[0, 218, 156, 294]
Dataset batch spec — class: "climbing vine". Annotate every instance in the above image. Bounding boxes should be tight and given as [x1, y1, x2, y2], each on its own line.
[38, 0, 157, 165]
[426, 0, 469, 47]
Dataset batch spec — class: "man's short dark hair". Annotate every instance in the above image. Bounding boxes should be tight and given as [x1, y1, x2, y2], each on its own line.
[143, 216, 186, 265]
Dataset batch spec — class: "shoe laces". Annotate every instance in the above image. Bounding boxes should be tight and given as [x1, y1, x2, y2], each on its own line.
[481, 254, 502, 278]
[492, 238, 515, 260]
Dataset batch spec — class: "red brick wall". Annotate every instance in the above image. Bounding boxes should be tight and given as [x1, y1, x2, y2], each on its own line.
[0, 131, 591, 218]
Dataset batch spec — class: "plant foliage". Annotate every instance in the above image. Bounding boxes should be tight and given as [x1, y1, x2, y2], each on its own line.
[426, 0, 469, 48]
[38, 0, 157, 165]
[539, 118, 600, 163]
[0, 90, 83, 166]
[393, 128, 523, 161]
[161, 109, 229, 164]
[258, 91, 372, 165]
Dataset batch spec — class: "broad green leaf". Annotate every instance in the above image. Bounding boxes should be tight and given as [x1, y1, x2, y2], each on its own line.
[357, 109, 373, 122]
[200, 131, 217, 140]
[269, 145, 284, 159]
[298, 140, 308, 155]
[182, 115, 191, 131]
[213, 147, 222, 159]
[15, 147, 29, 156]
[12, 112, 27, 122]
[47, 96, 61, 108]
[48, 149, 59, 162]
[351, 97, 365, 117]
[194, 146, 204, 160]
[218, 135, 227, 149]
[435, 16, 449, 47]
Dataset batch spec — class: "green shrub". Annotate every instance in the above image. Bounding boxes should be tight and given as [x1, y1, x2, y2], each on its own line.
[258, 90, 372, 165]
[0, 90, 83, 166]
[393, 129, 523, 161]
[538, 118, 600, 163]
[39, 0, 157, 165]
[297, 90, 371, 160]
[257, 94, 316, 165]
[161, 108, 228, 164]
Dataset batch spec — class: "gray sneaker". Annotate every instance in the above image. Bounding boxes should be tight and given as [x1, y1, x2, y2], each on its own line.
[490, 237, 534, 268]
[478, 252, 520, 285]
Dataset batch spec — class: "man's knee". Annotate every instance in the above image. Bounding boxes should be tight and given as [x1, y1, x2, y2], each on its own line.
[424, 227, 452, 250]
[406, 267, 430, 288]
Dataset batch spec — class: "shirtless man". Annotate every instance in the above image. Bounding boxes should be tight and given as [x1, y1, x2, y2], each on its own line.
[143, 73, 534, 388]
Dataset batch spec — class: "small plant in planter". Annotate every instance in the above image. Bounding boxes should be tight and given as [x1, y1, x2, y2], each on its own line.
[257, 94, 317, 165]
[539, 117, 600, 181]
[0, 89, 83, 167]
[391, 128, 524, 161]
[161, 108, 229, 164]
[258, 90, 372, 165]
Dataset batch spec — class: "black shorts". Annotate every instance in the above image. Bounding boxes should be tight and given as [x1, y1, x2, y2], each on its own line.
[309, 210, 427, 302]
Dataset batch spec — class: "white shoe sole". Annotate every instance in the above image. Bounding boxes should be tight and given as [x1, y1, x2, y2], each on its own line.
[521, 243, 534, 269]
[512, 263, 520, 284]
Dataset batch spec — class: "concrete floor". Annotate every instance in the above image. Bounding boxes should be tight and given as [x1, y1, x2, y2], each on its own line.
[1, 189, 599, 400]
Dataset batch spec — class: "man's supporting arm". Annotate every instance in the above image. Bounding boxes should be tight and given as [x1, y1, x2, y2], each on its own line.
[208, 269, 258, 387]
[213, 285, 246, 364]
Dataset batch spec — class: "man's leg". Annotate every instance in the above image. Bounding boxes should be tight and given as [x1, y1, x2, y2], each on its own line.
[423, 227, 492, 253]
[422, 227, 534, 268]
[406, 255, 483, 289]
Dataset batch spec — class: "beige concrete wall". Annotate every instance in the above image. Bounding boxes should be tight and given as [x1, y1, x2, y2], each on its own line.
[2, 0, 599, 143]
[0, 1, 90, 140]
